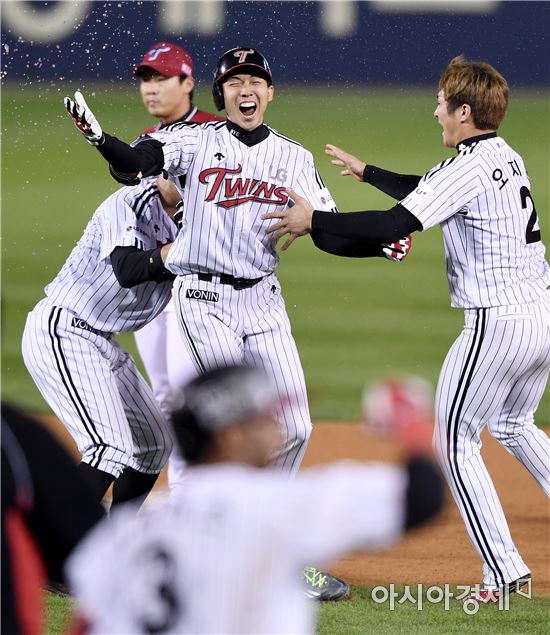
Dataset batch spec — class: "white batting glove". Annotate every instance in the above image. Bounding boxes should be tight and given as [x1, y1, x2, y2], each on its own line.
[173, 200, 185, 230]
[63, 90, 104, 146]
[381, 234, 412, 263]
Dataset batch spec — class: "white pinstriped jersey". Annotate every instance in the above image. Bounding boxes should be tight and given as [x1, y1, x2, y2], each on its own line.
[147, 121, 337, 278]
[44, 181, 177, 332]
[67, 462, 405, 634]
[400, 135, 550, 308]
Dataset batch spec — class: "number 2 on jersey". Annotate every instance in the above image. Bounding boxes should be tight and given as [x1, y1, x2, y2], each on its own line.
[520, 186, 541, 244]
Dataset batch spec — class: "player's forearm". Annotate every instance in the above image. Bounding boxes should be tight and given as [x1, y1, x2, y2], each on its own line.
[312, 204, 422, 243]
[110, 246, 175, 288]
[362, 165, 421, 200]
[310, 230, 385, 258]
[98, 134, 165, 182]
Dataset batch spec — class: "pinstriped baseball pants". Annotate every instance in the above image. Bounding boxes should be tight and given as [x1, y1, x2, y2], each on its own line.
[22, 300, 173, 477]
[172, 273, 312, 475]
[434, 294, 550, 587]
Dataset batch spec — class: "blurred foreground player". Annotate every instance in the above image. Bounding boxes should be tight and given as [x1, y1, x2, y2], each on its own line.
[66, 366, 443, 635]
[1, 405, 104, 634]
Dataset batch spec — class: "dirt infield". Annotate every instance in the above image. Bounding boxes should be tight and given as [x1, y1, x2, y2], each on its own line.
[302, 423, 550, 596]
[36, 415, 550, 595]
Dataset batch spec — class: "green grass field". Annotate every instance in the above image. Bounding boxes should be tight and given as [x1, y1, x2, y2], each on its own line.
[46, 585, 550, 635]
[3, 83, 549, 635]
[2, 84, 549, 420]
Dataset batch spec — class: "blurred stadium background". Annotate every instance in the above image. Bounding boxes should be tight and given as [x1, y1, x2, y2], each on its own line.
[2, 0, 549, 421]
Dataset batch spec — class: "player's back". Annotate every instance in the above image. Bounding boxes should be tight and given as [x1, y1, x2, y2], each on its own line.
[44, 183, 175, 332]
[66, 465, 311, 634]
[450, 136, 549, 307]
[403, 135, 550, 308]
[67, 461, 405, 634]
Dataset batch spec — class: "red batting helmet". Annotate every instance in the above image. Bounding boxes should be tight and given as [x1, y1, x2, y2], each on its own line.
[212, 47, 272, 111]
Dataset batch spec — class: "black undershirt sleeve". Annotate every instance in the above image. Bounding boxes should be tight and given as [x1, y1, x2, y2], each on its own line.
[311, 204, 423, 246]
[310, 230, 385, 258]
[97, 134, 165, 183]
[110, 245, 175, 288]
[362, 165, 422, 200]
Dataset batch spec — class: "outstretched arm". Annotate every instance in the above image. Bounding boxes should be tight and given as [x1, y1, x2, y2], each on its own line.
[64, 91, 164, 183]
[262, 188, 422, 249]
[325, 144, 421, 200]
[310, 231, 384, 258]
[311, 230, 413, 263]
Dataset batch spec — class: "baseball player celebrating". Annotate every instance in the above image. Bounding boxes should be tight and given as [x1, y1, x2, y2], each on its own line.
[131, 42, 223, 492]
[262, 56, 550, 604]
[22, 179, 177, 507]
[65, 364, 444, 635]
[63, 46, 407, 600]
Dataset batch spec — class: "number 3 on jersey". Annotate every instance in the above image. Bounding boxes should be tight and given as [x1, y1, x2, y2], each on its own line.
[520, 186, 541, 244]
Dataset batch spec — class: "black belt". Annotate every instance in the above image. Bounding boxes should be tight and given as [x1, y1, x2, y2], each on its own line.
[198, 272, 263, 290]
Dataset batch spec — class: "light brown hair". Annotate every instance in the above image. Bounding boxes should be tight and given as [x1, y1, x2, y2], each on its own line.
[439, 55, 509, 130]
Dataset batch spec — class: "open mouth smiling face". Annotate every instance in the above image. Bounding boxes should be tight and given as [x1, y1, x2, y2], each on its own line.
[239, 101, 257, 118]
[223, 74, 274, 130]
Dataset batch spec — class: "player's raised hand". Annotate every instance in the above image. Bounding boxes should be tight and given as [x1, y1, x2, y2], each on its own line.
[64, 90, 104, 146]
[381, 235, 413, 263]
[325, 144, 366, 181]
[262, 188, 314, 250]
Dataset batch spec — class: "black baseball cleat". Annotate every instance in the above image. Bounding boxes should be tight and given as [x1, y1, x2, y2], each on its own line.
[507, 573, 532, 594]
[302, 566, 349, 601]
[46, 580, 72, 597]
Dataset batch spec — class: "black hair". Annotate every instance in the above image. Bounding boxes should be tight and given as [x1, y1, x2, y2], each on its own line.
[171, 403, 214, 465]
[170, 364, 272, 464]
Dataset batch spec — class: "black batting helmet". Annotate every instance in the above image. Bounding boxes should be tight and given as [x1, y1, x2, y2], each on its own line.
[212, 47, 273, 111]
[171, 364, 279, 463]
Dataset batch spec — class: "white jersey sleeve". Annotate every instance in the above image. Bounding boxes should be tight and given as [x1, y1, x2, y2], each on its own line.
[280, 461, 406, 564]
[400, 153, 483, 230]
[147, 123, 202, 178]
[294, 151, 338, 213]
[99, 180, 177, 261]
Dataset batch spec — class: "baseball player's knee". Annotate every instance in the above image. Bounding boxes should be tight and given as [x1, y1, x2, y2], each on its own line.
[276, 419, 311, 456]
[488, 418, 535, 445]
[135, 434, 173, 472]
[152, 432, 174, 459]
[81, 445, 130, 479]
